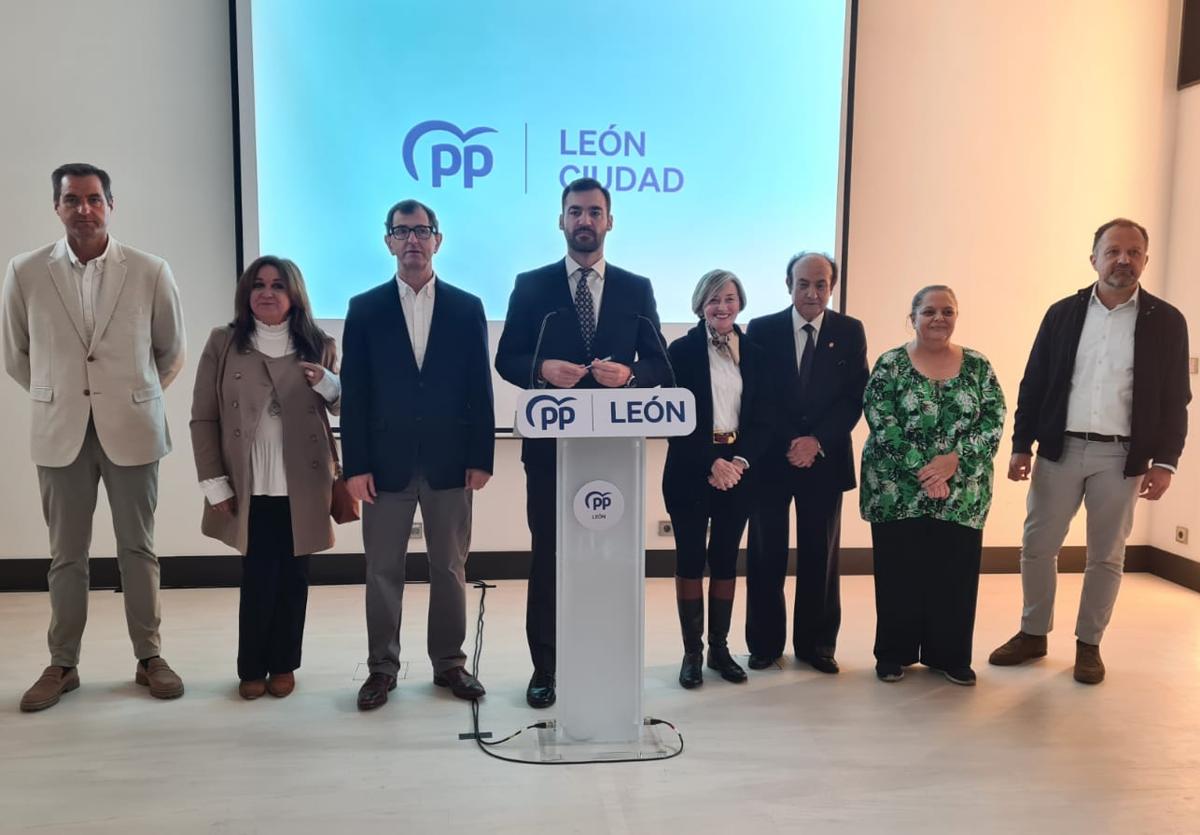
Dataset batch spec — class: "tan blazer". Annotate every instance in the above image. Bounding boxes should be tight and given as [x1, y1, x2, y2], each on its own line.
[190, 326, 339, 556]
[1, 238, 186, 467]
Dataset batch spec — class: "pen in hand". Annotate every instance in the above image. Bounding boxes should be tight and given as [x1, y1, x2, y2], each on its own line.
[585, 355, 613, 369]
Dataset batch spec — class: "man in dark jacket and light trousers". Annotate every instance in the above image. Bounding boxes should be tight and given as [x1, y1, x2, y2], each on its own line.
[989, 218, 1190, 684]
[342, 199, 495, 710]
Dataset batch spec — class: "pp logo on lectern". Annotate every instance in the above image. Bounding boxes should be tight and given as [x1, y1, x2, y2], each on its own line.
[573, 480, 625, 531]
[402, 120, 497, 188]
[524, 394, 578, 431]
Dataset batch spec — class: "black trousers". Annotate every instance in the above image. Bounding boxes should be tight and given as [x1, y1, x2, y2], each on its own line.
[870, 517, 982, 670]
[745, 482, 843, 659]
[524, 464, 557, 674]
[669, 483, 749, 580]
[238, 496, 311, 681]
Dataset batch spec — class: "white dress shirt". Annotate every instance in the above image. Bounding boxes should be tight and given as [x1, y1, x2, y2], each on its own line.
[397, 273, 436, 370]
[63, 236, 112, 343]
[1066, 286, 1137, 437]
[200, 320, 342, 505]
[565, 256, 605, 326]
[791, 307, 824, 372]
[708, 338, 743, 433]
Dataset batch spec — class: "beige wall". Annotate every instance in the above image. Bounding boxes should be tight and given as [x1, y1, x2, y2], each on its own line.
[844, 0, 1183, 551]
[0, 0, 1193, 561]
[1149, 79, 1200, 560]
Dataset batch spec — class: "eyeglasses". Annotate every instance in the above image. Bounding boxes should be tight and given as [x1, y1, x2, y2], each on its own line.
[388, 225, 436, 241]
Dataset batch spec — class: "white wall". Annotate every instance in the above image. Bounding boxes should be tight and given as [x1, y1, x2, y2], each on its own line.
[0, 0, 1193, 562]
[0, 0, 238, 560]
[1150, 78, 1200, 561]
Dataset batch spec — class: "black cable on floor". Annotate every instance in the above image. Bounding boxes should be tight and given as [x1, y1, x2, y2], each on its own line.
[463, 580, 684, 765]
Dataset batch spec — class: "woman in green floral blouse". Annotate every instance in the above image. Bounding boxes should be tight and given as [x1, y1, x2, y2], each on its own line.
[860, 286, 1005, 686]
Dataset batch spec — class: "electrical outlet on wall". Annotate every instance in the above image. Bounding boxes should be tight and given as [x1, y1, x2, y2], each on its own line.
[658, 520, 673, 536]
[1176, 526, 1189, 545]
[410, 522, 423, 540]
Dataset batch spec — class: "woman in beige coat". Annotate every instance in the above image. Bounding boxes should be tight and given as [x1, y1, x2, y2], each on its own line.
[190, 256, 340, 700]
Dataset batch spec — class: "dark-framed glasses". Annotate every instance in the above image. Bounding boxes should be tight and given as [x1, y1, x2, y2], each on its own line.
[389, 225, 436, 241]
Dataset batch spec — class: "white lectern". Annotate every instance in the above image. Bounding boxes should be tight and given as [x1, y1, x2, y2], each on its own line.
[514, 388, 696, 759]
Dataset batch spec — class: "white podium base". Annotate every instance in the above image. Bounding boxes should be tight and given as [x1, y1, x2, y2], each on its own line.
[486, 720, 679, 763]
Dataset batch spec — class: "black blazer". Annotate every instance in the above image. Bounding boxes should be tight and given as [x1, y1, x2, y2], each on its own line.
[662, 323, 772, 514]
[1012, 285, 1190, 476]
[495, 259, 671, 468]
[340, 278, 495, 492]
[745, 307, 868, 493]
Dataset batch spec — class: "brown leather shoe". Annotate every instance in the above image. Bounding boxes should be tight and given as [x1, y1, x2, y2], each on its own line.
[239, 679, 267, 700]
[1074, 640, 1105, 684]
[357, 672, 396, 711]
[135, 657, 185, 699]
[20, 666, 80, 712]
[433, 666, 486, 700]
[988, 632, 1048, 666]
[267, 672, 295, 698]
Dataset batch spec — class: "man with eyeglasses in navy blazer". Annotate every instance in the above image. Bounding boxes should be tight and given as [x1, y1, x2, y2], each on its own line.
[744, 251, 868, 675]
[342, 199, 495, 711]
[496, 177, 671, 708]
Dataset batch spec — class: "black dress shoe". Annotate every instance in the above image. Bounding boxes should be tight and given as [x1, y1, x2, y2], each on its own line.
[526, 670, 556, 708]
[434, 666, 486, 700]
[357, 672, 397, 711]
[747, 654, 777, 670]
[706, 646, 747, 683]
[798, 653, 840, 674]
[679, 652, 704, 689]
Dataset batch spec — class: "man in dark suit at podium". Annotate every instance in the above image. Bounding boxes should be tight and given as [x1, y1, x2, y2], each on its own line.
[342, 199, 495, 711]
[496, 177, 670, 707]
[744, 252, 868, 674]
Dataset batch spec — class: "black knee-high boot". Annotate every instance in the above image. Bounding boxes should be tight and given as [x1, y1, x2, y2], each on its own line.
[676, 576, 704, 689]
[707, 578, 747, 683]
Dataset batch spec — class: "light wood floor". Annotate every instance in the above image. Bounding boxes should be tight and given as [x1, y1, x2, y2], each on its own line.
[1, 573, 1198, 834]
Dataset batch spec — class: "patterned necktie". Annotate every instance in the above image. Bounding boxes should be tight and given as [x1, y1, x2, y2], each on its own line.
[574, 267, 596, 357]
[798, 323, 816, 391]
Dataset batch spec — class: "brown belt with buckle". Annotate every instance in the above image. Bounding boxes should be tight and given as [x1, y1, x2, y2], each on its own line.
[712, 431, 738, 445]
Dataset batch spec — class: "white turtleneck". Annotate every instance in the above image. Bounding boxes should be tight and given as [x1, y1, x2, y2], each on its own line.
[200, 320, 341, 505]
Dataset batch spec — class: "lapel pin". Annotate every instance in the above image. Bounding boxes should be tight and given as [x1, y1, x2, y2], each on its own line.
[827, 341, 835, 348]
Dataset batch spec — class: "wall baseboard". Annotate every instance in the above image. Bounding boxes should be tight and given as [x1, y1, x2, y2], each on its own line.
[0, 545, 1192, 593]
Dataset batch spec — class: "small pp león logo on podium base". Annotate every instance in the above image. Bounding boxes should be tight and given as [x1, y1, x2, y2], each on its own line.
[573, 480, 625, 531]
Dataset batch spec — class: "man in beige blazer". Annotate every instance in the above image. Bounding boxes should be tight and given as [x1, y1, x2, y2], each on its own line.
[2, 163, 186, 711]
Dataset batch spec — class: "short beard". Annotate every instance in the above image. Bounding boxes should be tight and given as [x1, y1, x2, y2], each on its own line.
[569, 231, 599, 253]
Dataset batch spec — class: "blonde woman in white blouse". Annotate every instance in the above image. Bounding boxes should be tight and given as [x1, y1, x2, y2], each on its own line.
[190, 257, 340, 700]
[662, 270, 773, 689]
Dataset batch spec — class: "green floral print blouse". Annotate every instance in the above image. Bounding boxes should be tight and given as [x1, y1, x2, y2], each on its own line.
[859, 346, 1006, 530]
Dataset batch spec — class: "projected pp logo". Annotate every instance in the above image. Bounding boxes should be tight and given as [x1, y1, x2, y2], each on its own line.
[524, 394, 577, 432]
[402, 120, 497, 188]
[573, 480, 625, 532]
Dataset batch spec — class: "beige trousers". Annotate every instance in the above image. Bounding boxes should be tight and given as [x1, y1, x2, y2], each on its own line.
[1019, 437, 1140, 645]
[37, 419, 162, 667]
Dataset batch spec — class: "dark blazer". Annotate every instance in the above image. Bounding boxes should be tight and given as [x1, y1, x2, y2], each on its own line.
[340, 277, 495, 492]
[745, 307, 868, 493]
[1012, 285, 1190, 476]
[662, 323, 772, 514]
[495, 259, 671, 468]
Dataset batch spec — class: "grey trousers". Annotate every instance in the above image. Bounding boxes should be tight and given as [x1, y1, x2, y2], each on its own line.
[37, 420, 161, 667]
[1019, 437, 1140, 645]
[363, 475, 473, 676]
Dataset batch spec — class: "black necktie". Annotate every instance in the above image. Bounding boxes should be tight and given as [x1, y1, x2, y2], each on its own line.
[798, 323, 815, 392]
[574, 268, 596, 357]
